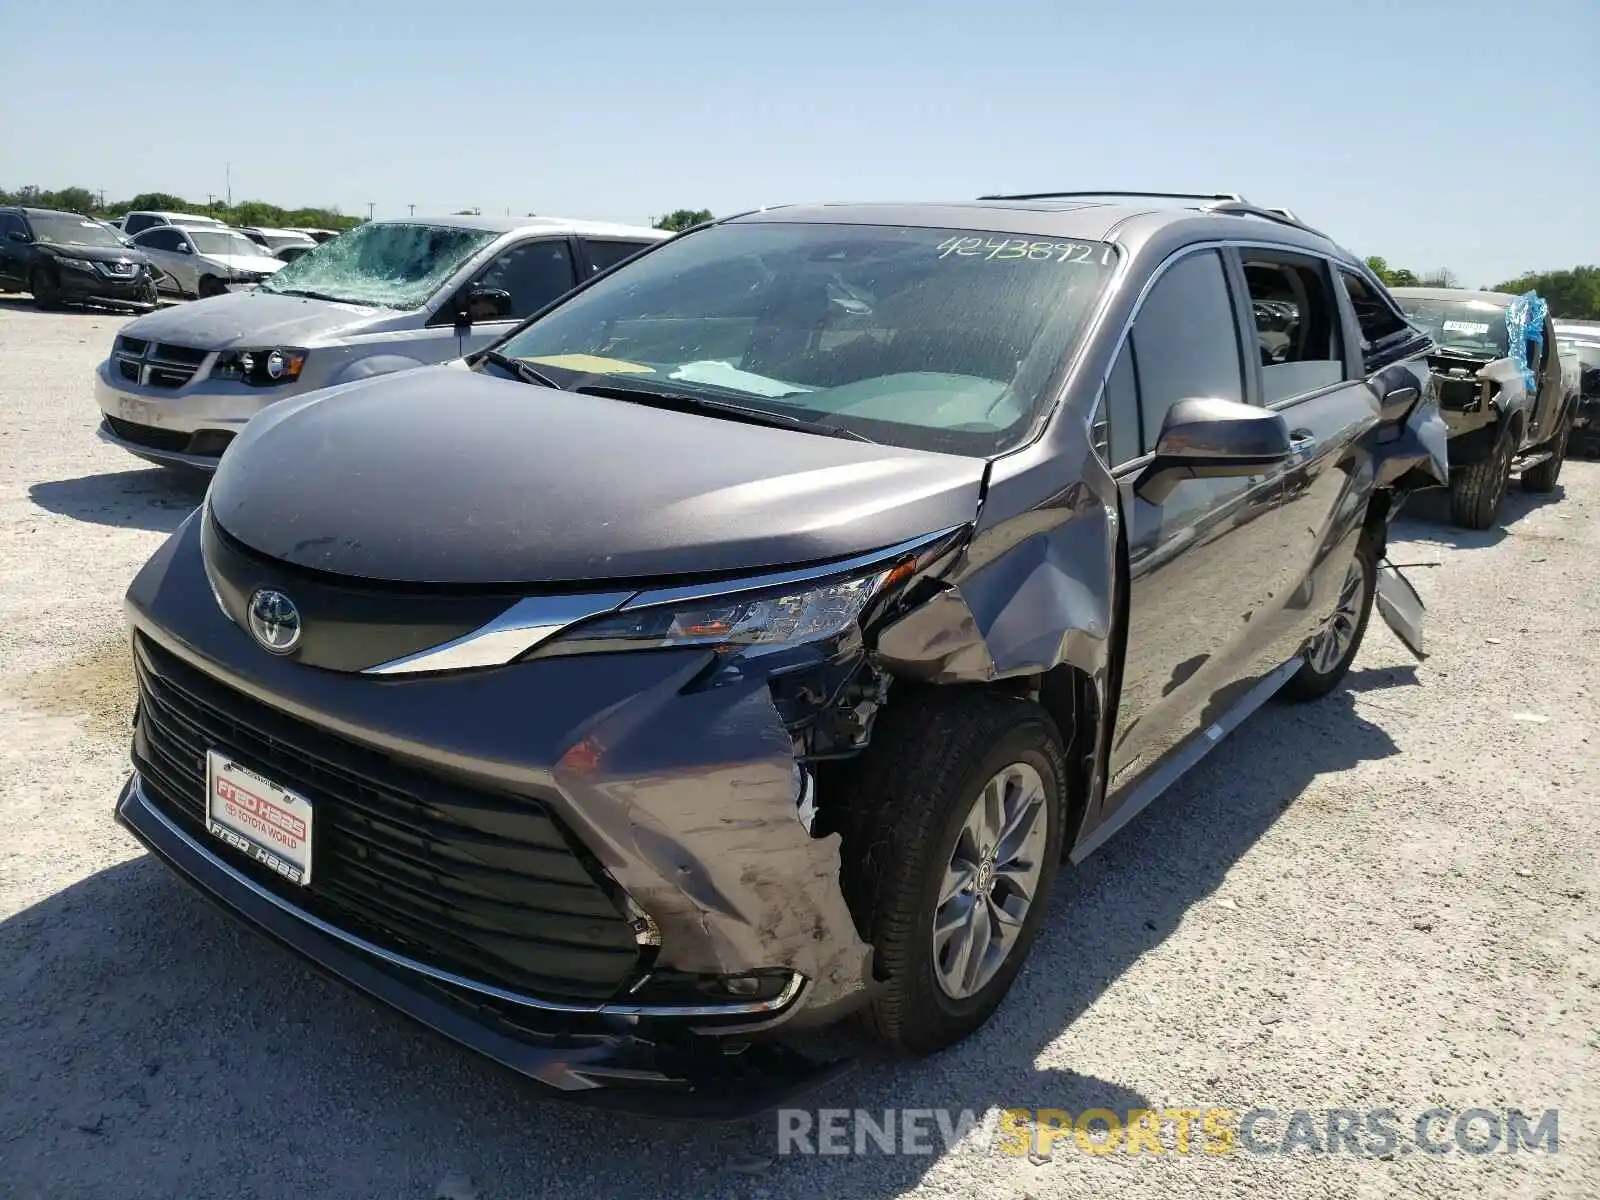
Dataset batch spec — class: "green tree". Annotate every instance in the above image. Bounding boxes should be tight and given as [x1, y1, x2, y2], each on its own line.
[1488, 266, 1600, 320]
[653, 208, 714, 233]
[116, 192, 192, 215]
[1389, 267, 1420, 287]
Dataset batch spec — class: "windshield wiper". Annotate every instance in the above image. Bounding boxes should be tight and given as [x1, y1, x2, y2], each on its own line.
[572, 382, 874, 442]
[266, 287, 349, 303]
[480, 350, 561, 389]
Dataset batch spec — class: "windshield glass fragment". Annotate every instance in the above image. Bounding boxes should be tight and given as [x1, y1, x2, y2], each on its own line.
[259, 221, 497, 309]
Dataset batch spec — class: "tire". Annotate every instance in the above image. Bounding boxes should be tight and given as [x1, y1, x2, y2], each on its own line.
[837, 690, 1067, 1056]
[198, 275, 226, 299]
[1448, 422, 1514, 530]
[28, 267, 59, 310]
[1521, 413, 1569, 493]
[1283, 541, 1376, 702]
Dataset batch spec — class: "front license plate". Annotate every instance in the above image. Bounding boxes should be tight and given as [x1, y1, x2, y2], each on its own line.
[205, 751, 314, 886]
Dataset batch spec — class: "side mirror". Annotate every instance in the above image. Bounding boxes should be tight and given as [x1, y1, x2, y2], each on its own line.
[6, 230, 28, 243]
[1375, 378, 1420, 423]
[1136, 397, 1291, 504]
[456, 286, 513, 326]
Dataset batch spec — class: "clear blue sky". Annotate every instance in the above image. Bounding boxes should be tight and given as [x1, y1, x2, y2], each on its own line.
[2, 0, 1593, 286]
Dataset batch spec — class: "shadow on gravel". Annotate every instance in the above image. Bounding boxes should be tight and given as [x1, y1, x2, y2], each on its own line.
[0, 688, 1402, 1198]
[28, 468, 206, 532]
[1395, 482, 1566, 551]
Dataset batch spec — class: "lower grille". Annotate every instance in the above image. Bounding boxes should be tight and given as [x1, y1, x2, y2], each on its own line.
[131, 634, 641, 1002]
[104, 415, 191, 453]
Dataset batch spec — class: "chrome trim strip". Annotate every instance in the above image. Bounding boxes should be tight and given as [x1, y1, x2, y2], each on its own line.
[362, 591, 636, 675]
[621, 526, 965, 610]
[130, 776, 805, 1018]
[1071, 655, 1304, 864]
[360, 527, 964, 675]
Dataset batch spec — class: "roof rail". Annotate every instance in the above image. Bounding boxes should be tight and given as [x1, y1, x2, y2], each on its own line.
[1200, 199, 1326, 240]
[976, 191, 1328, 240]
[978, 190, 1246, 203]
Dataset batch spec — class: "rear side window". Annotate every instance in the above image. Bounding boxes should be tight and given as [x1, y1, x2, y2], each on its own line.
[1240, 253, 1345, 403]
[583, 238, 651, 274]
[0, 213, 23, 240]
[122, 214, 157, 236]
[474, 239, 577, 319]
[136, 228, 186, 252]
[1129, 249, 1244, 451]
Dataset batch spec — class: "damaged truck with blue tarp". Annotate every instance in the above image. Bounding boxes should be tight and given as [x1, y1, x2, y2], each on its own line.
[1391, 287, 1575, 529]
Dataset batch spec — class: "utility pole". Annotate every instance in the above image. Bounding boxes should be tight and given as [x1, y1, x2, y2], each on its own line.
[367, 202, 376, 220]
[206, 194, 216, 213]
[225, 162, 232, 208]
[408, 204, 415, 216]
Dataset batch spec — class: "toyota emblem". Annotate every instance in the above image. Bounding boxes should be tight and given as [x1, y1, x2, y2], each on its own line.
[247, 589, 301, 654]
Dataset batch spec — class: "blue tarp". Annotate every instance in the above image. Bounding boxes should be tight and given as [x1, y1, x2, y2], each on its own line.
[1505, 291, 1548, 393]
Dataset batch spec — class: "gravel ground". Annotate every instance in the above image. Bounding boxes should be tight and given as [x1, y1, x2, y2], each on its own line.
[1, 298, 1596, 1200]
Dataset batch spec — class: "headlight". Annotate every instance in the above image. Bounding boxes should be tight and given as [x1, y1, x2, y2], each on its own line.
[58, 257, 97, 273]
[538, 568, 899, 658]
[214, 348, 307, 386]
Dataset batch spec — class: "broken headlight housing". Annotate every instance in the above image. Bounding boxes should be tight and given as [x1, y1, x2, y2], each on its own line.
[213, 347, 307, 386]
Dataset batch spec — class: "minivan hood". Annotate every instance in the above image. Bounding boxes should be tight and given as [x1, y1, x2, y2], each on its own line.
[119, 288, 389, 350]
[208, 367, 986, 585]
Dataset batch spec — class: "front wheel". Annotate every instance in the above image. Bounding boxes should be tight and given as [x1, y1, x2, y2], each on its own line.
[198, 275, 226, 299]
[1449, 423, 1513, 529]
[839, 691, 1066, 1056]
[1283, 542, 1376, 702]
[1521, 414, 1569, 493]
[29, 267, 59, 310]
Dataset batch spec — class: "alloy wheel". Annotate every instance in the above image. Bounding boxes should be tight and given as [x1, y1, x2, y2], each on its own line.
[1308, 555, 1368, 674]
[932, 762, 1049, 1000]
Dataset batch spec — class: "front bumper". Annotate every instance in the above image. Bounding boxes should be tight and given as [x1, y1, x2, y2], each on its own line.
[115, 774, 851, 1116]
[118, 513, 875, 1104]
[54, 269, 157, 310]
[94, 357, 303, 470]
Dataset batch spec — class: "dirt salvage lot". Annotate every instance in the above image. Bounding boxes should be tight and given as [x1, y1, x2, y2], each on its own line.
[0, 300, 1596, 1199]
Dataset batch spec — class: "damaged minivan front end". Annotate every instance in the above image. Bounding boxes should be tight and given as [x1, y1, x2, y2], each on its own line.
[115, 202, 1449, 1114]
[115, 355, 1005, 1112]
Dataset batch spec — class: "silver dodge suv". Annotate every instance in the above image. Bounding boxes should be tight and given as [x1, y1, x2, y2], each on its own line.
[95, 215, 667, 471]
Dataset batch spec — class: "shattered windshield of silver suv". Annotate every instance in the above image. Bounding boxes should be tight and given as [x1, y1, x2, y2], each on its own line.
[259, 221, 497, 310]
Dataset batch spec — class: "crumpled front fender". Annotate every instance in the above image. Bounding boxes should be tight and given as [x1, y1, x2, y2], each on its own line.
[551, 664, 875, 1020]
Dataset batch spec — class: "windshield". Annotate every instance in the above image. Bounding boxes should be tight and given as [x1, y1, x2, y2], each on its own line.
[29, 215, 126, 249]
[263, 232, 314, 251]
[258, 221, 497, 310]
[493, 221, 1118, 455]
[170, 216, 224, 228]
[189, 229, 267, 257]
[1396, 296, 1510, 358]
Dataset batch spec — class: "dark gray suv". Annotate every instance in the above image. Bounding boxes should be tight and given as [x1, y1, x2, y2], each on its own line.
[114, 192, 1447, 1114]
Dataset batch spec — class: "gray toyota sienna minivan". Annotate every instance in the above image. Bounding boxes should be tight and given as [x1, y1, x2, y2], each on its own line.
[115, 194, 1447, 1114]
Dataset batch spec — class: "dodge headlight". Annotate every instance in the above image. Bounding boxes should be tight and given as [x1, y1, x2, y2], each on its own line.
[215, 347, 307, 386]
[537, 568, 900, 658]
